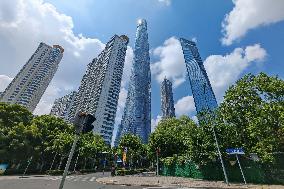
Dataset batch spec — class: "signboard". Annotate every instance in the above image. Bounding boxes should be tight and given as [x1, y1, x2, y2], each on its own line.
[226, 148, 245, 155]
[116, 157, 122, 163]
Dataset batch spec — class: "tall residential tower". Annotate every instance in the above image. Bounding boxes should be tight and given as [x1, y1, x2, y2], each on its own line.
[50, 91, 77, 121]
[179, 38, 217, 116]
[161, 77, 175, 118]
[67, 35, 129, 144]
[116, 19, 151, 144]
[0, 43, 64, 112]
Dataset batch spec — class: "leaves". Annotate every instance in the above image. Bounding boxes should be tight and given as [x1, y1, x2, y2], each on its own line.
[0, 102, 108, 166]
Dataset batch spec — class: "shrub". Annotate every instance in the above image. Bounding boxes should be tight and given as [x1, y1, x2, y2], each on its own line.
[79, 169, 96, 174]
[46, 169, 64, 175]
[4, 169, 41, 175]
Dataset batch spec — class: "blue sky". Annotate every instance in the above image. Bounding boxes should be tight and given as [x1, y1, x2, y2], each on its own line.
[0, 0, 284, 143]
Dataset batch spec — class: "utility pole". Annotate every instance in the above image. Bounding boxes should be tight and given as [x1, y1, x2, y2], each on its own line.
[58, 112, 95, 189]
[236, 154, 246, 185]
[59, 135, 79, 189]
[212, 126, 229, 185]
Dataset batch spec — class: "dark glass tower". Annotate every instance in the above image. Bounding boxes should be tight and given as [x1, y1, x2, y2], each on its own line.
[179, 38, 218, 115]
[116, 19, 151, 144]
[161, 77, 175, 118]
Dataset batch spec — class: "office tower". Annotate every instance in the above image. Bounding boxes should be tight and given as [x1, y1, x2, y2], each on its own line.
[0, 43, 64, 112]
[116, 19, 151, 144]
[50, 91, 77, 121]
[68, 35, 129, 144]
[161, 77, 175, 118]
[113, 124, 123, 147]
[179, 38, 218, 116]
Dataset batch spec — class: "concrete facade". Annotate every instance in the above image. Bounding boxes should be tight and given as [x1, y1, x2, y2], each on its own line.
[0, 42, 64, 112]
[67, 35, 129, 144]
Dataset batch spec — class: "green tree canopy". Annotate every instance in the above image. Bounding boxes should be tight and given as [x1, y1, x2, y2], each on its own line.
[219, 73, 284, 162]
[148, 116, 197, 159]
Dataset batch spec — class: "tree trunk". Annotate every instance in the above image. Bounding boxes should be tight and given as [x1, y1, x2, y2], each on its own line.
[16, 161, 21, 170]
[58, 156, 63, 170]
[92, 158, 96, 169]
[73, 154, 79, 172]
[40, 162, 45, 173]
[84, 157, 87, 169]
[49, 153, 57, 171]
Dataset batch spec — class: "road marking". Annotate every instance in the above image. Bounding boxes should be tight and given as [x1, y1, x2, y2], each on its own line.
[81, 177, 89, 181]
[66, 176, 75, 181]
[89, 177, 96, 182]
[72, 177, 82, 181]
[49, 176, 61, 180]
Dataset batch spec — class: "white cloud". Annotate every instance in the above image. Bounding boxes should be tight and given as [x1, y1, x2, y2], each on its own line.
[204, 43, 267, 101]
[33, 82, 61, 115]
[121, 47, 134, 88]
[222, 0, 284, 45]
[158, 0, 171, 6]
[151, 115, 162, 132]
[151, 37, 186, 88]
[174, 95, 196, 117]
[0, 75, 13, 92]
[0, 0, 134, 115]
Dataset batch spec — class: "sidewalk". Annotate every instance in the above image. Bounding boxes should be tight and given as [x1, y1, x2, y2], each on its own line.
[96, 175, 284, 189]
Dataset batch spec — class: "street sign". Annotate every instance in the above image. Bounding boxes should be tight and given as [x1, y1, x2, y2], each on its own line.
[116, 157, 122, 163]
[226, 148, 245, 155]
[226, 148, 247, 185]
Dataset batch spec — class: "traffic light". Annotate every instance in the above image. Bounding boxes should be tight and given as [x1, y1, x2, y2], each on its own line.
[73, 112, 96, 134]
[82, 114, 96, 134]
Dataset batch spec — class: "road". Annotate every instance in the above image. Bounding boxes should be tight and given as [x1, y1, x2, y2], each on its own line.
[0, 172, 145, 189]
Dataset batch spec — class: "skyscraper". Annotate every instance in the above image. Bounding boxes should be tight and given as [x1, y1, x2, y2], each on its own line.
[161, 77, 175, 118]
[179, 38, 217, 115]
[114, 124, 123, 147]
[50, 91, 77, 121]
[68, 35, 129, 144]
[0, 42, 64, 112]
[116, 19, 151, 144]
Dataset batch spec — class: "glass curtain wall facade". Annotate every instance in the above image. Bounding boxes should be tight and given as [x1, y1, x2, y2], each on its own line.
[161, 77, 175, 118]
[67, 35, 129, 144]
[179, 38, 218, 116]
[0, 43, 64, 112]
[116, 19, 151, 144]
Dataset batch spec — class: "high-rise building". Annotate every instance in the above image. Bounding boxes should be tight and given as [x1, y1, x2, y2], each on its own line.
[0, 43, 64, 112]
[50, 91, 77, 121]
[67, 35, 129, 144]
[179, 38, 217, 116]
[161, 77, 175, 118]
[114, 124, 123, 147]
[116, 19, 151, 144]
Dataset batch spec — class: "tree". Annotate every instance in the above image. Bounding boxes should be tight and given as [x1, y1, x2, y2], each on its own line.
[118, 133, 143, 167]
[78, 133, 107, 169]
[0, 103, 35, 164]
[219, 73, 284, 162]
[148, 116, 197, 159]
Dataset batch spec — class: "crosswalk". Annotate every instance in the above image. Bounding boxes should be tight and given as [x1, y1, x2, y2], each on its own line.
[46, 175, 96, 182]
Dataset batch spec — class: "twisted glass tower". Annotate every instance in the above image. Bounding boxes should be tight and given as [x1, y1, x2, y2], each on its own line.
[116, 19, 151, 144]
[161, 77, 175, 118]
[179, 38, 217, 115]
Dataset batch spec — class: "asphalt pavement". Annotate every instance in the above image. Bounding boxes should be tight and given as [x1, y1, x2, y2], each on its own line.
[0, 172, 145, 189]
